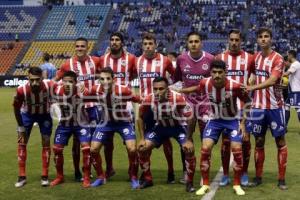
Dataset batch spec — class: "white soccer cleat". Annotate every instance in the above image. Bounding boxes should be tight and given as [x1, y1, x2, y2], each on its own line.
[233, 185, 245, 195]
[41, 178, 49, 187]
[196, 185, 210, 196]
[15, 177, 27, 188]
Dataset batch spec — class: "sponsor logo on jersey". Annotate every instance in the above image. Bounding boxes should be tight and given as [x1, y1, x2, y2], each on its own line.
[78, 74, 94, 81]
[139, 72, 160, 78]
[255, 70, 269, 77]
[202, 64, 209, 70]
[227, 70, 245, 76]
[186, 74, 204, 80]
[114, 72, 126, 78]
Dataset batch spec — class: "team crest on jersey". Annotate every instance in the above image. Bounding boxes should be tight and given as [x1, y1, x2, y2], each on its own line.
[155, 60, 162, 66]
[183, 65, 191, 72]
[202, 64, 209, 70]
[88, 61, 94, 68]
[265, 60, 272, 66]
[240, 58, 246, 65]
[120, 59, 126, 66]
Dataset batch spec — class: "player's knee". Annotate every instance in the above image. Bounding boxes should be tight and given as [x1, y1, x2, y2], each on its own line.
[255, 137, 265, 147]
[53, 144, 64, 154]
[275, 136, 286, 148]
[42, 135, 50, 146]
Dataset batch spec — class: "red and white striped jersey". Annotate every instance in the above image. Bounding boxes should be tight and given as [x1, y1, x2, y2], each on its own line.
[100, 52, 137, 86]
[252, 51, 284, 109]
[53, 85, 89, 127]
[13, 80, 56, 114]
[216, 50, 255, 109]
[137, 53, 175, 97]
[56, 55, 101, 92]
[139, 90, 191, 127]
[90, 84, 140, 122]
[197, 77, 250, 119]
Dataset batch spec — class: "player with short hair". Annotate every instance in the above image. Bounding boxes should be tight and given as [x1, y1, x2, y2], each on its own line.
[216, 29, 255, 186]
[283, 49, 300, 125]
[136, 33, 176, 183]
[55, 37, 101, 181]
[246, 27, 288, 190]
[13, 67, 56, 187]
[40, 53, 57, 80]
[137, 77, 196, 192]
[99, 32, 137, 179]
[175, 60, 250, 196]
[88, 67, 140, 189]
[50, 71, 92, 188]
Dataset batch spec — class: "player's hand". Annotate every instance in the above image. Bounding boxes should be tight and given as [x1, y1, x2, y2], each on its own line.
[77, 83, 85, 93]
[169, 85, 180, 93]
[17, 126, 26, 144]
[182, 140, 194, 154]
[239, 122, 247, 140]
[138, 139, 147, 151]
[246, 85, 255, 92]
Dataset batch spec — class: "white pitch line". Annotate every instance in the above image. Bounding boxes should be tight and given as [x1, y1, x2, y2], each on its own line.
[201, 153, 234, 200]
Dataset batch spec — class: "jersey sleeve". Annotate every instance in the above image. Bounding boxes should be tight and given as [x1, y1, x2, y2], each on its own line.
[288, 62, 300, 74]
[248, 54, 256, 75]
[139, 96, 151, 119]
[165, 57, 175, 76]
[123, 87, 140, 103]
[196, 79, 205, 94]
[13, 87, 24, 109]
[56, 62, 68, 80]
[271, 56, 284, 78]
[129, 55, 138, 81]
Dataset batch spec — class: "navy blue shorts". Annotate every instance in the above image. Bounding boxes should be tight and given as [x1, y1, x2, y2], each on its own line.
[54, 125, 91, 145]
[21, 112, 52, 136]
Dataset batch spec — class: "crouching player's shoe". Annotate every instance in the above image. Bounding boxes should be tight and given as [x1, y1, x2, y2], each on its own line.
[50, 176, 64, 187]
[131, 179, 140, 189]
[196, 185, 210, 196]
[278, 180, 288, 190]
[186, 181, 195, 192]
[138, 180, 153, 189]
[105, 169, 116, 179]
[91, 178, 106, 187]
[241, 173, 249, 186]
[41, 176, 49, 187]
[82, 178, 90, 188]
[219, 175, 230, 186]
[15, 176, 27, 188]
[233, 185, 245, 196]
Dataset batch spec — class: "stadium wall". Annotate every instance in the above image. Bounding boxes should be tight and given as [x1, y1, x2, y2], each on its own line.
[0, 76, 27, 87]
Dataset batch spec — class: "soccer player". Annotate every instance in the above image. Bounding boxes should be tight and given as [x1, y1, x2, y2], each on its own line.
[50, 71, 91, 188]
[99, 32, 137, 178]
[40, 53, 57, 80]
[283, 49, 300, 126]
[246, 27, 288, 190]
[55, 37, 101, 181]
[13, 67, 55, 187]
[174, 31, 214, 184]
[175, 60, 250, 196]
[136, 33, 176, 183]
[137, 77, 196, 192]
[89, 67, 140, 189]
[216, 29, 255, 186]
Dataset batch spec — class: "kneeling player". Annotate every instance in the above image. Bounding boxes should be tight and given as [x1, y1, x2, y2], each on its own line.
[89, 67, 140, 189]
[137, 77, 196, 192]
[176, 60, 251, 196]
[51, 71, 91, 188]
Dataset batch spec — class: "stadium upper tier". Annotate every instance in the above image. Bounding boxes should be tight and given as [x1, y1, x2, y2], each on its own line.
[37, 5, 110, 40]
[0, 42, 25, 75]
[0, 6, 47, 40]
[16, 41, 95, 76]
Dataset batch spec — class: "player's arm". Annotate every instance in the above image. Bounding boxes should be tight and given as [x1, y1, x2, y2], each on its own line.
[173, 59, 183, 83]
[129, 55, 138, 80]
[53, 63, 67, 81]
[137, 104, 148, 151]
[238, 85, 252, 138]
[247, 57, 283, 91]
[13, 89, 26, 141]
[41, 66, 48, 79]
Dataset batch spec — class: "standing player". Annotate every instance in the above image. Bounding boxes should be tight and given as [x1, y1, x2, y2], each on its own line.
[89, 67, 140, 189]
[40, 53, 57, 80]
[50, 71, 91, 188]
[136, 33, 176, 183]
[283, 50, 300, 126]
[99, 32, 137, 178]
[247, 27, 288, 190]
[137, 77, 196, 192]
[174, 31, 214, 183]
[55, 37, 101, 181]
[13, 67, 55, 187]
[216, 29, 255, 186]
[176, 60, 250, 196]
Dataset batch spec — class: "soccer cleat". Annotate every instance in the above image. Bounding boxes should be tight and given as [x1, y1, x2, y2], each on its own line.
[82, 179, 91, 188]
[233, 185, 245, 195]
[167, 172, 175, 184]
[74, 171, 82, 182]
[131, 179, 140, 189]
[105, 169, 116, 179]
[248, 177, 262, 187]
[138, 180, 153, 189]
[91, 178, 106, 187]
[196, 185, 210, 196]
[15, 176, 27, 188]
[219, 175, 231, 186]
[41, 176, 49, 187]
[278, 180, 288, 190]
[241, 173, 249, 186]
[50, 177, 64, 187]
[179, 171, 187, 184]
[186, 182, 195, 193]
